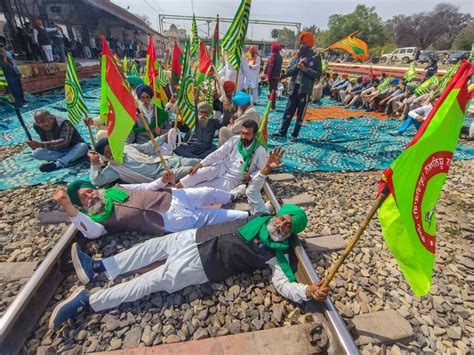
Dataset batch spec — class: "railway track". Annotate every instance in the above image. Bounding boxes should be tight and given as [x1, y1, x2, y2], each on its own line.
[0, 180, 358, 354]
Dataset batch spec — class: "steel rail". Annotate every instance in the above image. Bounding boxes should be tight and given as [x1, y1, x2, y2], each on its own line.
[0, 224, 77, 351]
[1, 183, 357, 354]
[263, 181, 359, 355]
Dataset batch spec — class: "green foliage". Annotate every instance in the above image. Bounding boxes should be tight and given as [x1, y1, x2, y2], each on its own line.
[302, 25, 321, 38]
[387, 3, 471, 49]
[453, 21, 474, 50]
[271, 29, 279, 39]
[324, 5, 388, 47]
[270, 27, 296, 47]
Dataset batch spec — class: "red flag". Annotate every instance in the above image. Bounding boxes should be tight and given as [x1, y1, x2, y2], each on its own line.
[171, 40, 183, 91]
[145, 36, 158, 86]
[196, 41, 214, 86]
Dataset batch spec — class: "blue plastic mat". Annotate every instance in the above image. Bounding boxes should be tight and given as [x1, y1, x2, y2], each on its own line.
[1, 79, 473, 190]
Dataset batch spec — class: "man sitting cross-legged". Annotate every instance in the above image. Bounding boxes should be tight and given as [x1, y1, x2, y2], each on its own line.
[28, 110, 88, 172]
[176, 119, 267, 192]
[168, 101, 221, 159]
[89, 137, 199, 186]
[49, 148, 329, 328]
[52, 170, 248, 239]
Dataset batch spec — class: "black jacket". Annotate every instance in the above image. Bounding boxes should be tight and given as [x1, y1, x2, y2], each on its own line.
[284, 49, 322, 96]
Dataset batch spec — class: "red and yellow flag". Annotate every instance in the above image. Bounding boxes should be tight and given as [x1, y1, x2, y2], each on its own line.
[378, 61, 472, 296]
[144, 36, 168, 106]
[329, 31, 368, 61]
[99, 35, 136, 163]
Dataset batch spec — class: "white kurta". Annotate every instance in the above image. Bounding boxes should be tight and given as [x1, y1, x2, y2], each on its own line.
[70, 180, 248, 239]
[179, 136, 267, 191]
[89, 228, 310, 312]
[245, 55, 261, 89]
[219, 52, 249, 91]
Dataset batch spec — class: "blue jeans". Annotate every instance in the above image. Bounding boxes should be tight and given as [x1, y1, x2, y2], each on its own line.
[398, 116, 422, 134]
[32, 142, 88, 167]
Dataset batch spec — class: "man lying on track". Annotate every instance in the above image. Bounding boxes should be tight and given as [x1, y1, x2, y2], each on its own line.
[49, 147, 329, 328]
[52, 170, 249, 239]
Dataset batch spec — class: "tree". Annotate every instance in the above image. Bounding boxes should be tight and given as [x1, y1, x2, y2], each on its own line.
[453, 21, 474, 50]
[387, 3, 471, 49]
[302, 25, 321, 38]
[323, 5, 387, 48]
[270, 28, 296, 47]
[271, 29, 279, 39]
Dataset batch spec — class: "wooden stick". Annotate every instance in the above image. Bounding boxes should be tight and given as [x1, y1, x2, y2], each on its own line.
[85, 121, 96, 147]
[321, 185, 389, 288]
[136, 111, 169, 171]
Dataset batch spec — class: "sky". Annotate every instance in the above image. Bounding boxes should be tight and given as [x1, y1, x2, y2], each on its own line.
[112, 0, 474, 40]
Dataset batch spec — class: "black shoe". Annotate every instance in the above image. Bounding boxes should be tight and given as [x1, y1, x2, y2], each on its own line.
[389, 132, 402, 136]
[271, 131, 286, 137]
[289, 136, 298, 142]
[39, 162, 60, 172]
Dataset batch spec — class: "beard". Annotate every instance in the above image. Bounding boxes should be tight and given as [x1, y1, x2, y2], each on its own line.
[87, 189, 106, 215]
[241, 138, 252, 147]
[298, 46, 309, 58]
[198, 118, 209, 128]
[267, 218, 291, 242]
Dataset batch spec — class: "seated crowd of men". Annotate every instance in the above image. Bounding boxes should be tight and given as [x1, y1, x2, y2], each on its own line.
[33, 84, 330, 329]
[310, 72, 439, 136]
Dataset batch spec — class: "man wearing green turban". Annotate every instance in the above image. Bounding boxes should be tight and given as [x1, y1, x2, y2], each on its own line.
[52, 170, 248, 239]
[49, 148, 329, 329]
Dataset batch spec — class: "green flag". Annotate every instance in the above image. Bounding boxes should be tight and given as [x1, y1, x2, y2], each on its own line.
[177, 41, 196, 129]
[0, 67, 8, 89]
[123, 56, 130, 76]
[469, 43, 474, 62]
[65, 53, 88, 126]
[378, 61, 471, 296]
[205, 77, 214, 108]
[414, 75, 439, 96]
[437, 62, 460, 94]
[190, 14, 199, 57]
[404, 62, 417, 83]
[221, 0, 252, 70]
[130, 62, 139, 77]
[321, 58, 328, 73]
[378, 76, 392, 91]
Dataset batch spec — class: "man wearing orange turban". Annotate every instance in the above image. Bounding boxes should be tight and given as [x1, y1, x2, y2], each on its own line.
[272, 32, 322, 142]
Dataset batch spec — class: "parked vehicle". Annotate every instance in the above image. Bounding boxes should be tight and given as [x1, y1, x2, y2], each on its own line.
[380, 47, 418, 64]
[417, 50, 438, 64]
[446, 51, 470, 64]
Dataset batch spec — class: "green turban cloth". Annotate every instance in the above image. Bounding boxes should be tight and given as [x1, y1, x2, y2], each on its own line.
[238, 204, 308, 281]
[66, 180, 129, 222]
[67, 180, 95, 207]
[127, 75, 144, 87]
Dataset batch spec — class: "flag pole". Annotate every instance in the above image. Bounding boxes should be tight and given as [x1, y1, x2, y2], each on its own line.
[83, 118, 96, 147]
[136, 111, 170, 171]
[7, 92, 33, 141]
[320, 185, 389, 288]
